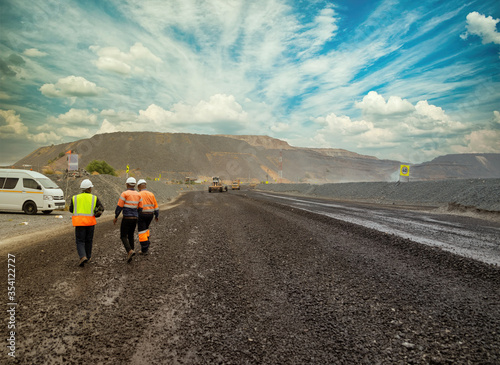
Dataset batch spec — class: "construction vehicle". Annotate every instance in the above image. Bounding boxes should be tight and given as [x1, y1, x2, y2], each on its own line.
[208, 176, 227, 193]
[231, 179, 240, 190]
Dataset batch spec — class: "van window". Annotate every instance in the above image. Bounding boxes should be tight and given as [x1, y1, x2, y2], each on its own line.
[3, 178, 19, 189]
[0, 177, 5, 188]
[38, 178, 59, 189]
[23, 178, 40, 190]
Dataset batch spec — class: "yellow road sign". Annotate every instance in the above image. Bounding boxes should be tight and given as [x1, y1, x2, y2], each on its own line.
[126, 164, 129, 173]
[400, 164, 410, 176]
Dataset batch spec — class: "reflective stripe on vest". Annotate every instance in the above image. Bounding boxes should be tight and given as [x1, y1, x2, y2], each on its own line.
[139, 190, 158, 213]
[118, 191, 142, 209]
[72, 193, 97, 226]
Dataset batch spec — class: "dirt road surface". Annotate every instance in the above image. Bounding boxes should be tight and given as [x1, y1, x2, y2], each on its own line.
[1, 190, 499, 364]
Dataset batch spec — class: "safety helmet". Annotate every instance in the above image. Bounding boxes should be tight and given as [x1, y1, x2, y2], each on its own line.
[80, 179, 94, 189]
[137, 179, 147, 186]
[126, 177, 136, 185]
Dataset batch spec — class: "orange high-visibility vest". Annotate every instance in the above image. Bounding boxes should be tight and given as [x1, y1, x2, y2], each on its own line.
[117, 190, 143, 210]
[72, 193, 97, 226]
[139, 190, 158, 214]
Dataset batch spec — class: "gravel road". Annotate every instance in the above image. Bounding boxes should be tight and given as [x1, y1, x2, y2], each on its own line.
[1, 190, 499, 364]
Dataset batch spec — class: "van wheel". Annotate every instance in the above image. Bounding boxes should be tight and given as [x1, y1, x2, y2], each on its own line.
[23, 201, 37, 215]
[42, 210, 53, 215]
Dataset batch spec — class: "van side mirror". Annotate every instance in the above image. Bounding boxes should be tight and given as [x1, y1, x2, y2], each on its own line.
[37, 185, 42, 190]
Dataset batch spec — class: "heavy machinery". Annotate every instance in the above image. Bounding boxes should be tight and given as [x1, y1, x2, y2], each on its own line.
[231, 179, 240, 190]
[208, 176, 227, 193]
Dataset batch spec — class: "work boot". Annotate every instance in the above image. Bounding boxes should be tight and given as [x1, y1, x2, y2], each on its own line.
[127, 250, 135, 263]
[79, 257, 88, 267]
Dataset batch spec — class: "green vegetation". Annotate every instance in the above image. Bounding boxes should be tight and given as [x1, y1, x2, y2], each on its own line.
[47, 151, 67, 164]
[86, 160, 117, 176]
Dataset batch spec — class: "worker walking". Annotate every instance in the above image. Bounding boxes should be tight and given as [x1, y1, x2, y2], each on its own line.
[114, 177, 143, 263]
[69, 179, 104, 267]
[137, 179, 159, 254]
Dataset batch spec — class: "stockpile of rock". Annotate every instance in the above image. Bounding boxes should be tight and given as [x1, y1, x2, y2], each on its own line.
[256, 178, 500, 212]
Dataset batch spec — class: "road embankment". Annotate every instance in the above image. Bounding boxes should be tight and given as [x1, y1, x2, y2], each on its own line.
[256, 178, 500, 212]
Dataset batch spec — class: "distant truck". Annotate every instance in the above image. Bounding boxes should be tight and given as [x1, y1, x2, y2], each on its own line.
[0, 169, 65, 214]
[208, 176, 227, 193]
[231, 179, 240, 190]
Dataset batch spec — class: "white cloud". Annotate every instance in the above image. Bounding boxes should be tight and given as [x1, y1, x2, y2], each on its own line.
[494, 110, 500, 124]
[30, 131, 63, 144]
[34, 109, 98, 139]
[23, 48, 48, 57]
[461, 12, 500, 44]
[58, 126, 92, 138]
[356, 91, 415, 115]
[311, 91, 475, 162]
[90, 42, 162, 75]
[414, 100, 449, 121]
[40, 76, 106, 98]
[97, 94, 248, 134]
[313, 113, 373, 136]
[453, 110, 500, 154]
[0, 109, 63, 144]
[96, 119, 121, 134]
[297, 7, 339, 52]
[140, 94, 248, 127]
[0, 109, 29, 138]
[48, 108, 98, 126]
[95, 57, 131, 75]
[455, 129, 500, 154]
[270, 122, 290, 133]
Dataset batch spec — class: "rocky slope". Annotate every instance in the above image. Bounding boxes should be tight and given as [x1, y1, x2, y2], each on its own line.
[13, 132, 500, 183]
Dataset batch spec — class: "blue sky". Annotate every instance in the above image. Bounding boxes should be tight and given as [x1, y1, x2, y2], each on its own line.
[1, 0, 499, 165]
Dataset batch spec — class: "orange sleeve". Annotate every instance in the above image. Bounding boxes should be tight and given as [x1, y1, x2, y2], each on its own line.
[117, 192, 126, 207]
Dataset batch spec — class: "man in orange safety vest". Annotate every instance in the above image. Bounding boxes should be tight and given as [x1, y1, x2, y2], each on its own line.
[114, 177, 143, 263]
[136, 179, 159, 254]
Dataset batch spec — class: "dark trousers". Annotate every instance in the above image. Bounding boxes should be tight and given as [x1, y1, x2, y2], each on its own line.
[75, 225, 95, 259]
[120, 218, 137, 253]
[138, 213, 154, 253]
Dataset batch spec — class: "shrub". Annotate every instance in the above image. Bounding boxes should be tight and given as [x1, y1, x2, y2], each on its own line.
[86, 160, 117, 176]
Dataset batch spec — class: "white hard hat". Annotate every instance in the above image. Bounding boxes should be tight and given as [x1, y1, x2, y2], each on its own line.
[80, 179, 94, 189]
[137, 179, 147, 185]
[126, 177, 136, 185]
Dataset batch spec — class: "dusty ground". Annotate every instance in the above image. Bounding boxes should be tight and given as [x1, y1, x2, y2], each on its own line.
[1, 190, 499, 364]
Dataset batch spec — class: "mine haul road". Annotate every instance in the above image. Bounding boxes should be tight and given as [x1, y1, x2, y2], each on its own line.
[2, 190, 499, 364]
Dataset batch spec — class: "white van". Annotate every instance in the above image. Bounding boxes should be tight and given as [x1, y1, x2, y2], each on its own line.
[0, 169, 65, 214]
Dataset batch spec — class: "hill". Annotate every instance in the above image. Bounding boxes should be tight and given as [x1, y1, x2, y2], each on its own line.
[13, 132, 500, 183]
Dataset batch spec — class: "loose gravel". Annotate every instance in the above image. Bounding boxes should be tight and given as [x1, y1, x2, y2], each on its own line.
[256, 178, 500, 212]
[1, 191, 499, 364]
